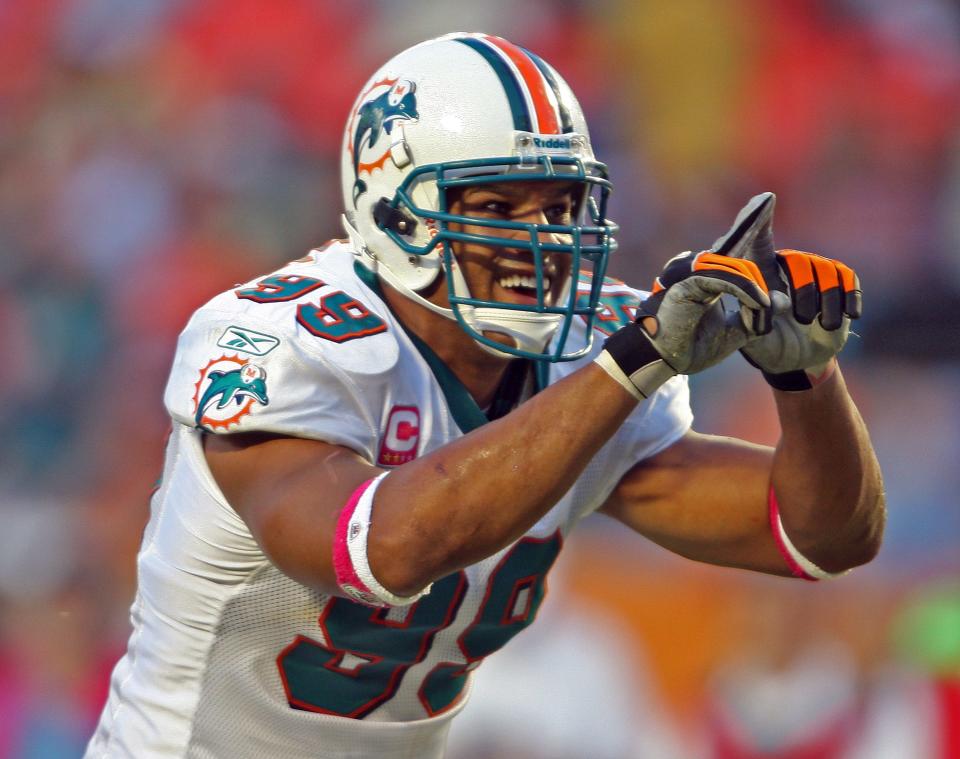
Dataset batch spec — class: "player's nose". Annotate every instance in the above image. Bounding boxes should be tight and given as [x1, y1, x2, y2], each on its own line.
[510, 207, 567, 246]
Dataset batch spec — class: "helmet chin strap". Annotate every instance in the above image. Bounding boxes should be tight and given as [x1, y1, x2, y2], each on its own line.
[448, 258, 571, 359]
[344, 215, 567, 359]
[468, 307, 562, 358]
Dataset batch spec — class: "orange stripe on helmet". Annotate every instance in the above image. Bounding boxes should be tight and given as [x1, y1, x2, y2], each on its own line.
[483, 35, 561, 134]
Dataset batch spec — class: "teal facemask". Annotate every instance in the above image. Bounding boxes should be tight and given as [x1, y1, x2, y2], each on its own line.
[374, 154, 618, 362]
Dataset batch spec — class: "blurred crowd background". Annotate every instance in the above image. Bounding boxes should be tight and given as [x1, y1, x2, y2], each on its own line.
[2, 0, 959, 757]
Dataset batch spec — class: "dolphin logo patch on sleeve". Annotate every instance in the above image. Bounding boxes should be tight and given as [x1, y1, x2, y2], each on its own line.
[192, 356, 270, 431]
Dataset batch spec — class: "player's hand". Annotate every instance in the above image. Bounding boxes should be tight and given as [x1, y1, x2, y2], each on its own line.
[638, 249, 772, 373]
[595, 238, 770, 400]
[718, 192, 863, 390]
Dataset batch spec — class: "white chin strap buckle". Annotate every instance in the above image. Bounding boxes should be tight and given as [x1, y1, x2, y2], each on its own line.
[467, 306, 561, 357]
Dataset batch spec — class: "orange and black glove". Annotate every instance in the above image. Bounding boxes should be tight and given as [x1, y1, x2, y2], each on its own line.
[715, 193, 862, 390]
[595, 223, 772, 400]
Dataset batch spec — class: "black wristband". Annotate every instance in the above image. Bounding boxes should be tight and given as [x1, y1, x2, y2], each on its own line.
[594, 322, 677, 400]
[741, 350, 814, 391]
[761, 369, 814, 391]
[603, 321, 675, 376]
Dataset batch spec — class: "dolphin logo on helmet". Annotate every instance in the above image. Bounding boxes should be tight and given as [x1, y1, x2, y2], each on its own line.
[350, 78, 418, 207]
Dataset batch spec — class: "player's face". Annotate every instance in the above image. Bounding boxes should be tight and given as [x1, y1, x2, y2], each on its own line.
[445, 180, 577, 312]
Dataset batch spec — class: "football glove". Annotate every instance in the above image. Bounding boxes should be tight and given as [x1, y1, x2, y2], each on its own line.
[717, 192, 863, 390]
[595, 244, 771, 400]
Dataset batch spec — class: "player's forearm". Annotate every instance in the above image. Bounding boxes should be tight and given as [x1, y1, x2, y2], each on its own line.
[368, 363, 637, 595]
[769, 362, 885, 572]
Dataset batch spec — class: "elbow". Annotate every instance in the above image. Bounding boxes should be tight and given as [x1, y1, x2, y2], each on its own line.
[366, 525, 441, 599]
[851, 492, 887, 567]
[366, 492, 489, 597]
[825, 490, 887, 572]
[372, 559, 434, 600]
[368, 519, 484, 597]
[853, 468, 888, 566]
[842, 527, 883, 570]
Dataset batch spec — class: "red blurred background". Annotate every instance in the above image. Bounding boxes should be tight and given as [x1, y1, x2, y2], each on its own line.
[1, 1, 958, 757]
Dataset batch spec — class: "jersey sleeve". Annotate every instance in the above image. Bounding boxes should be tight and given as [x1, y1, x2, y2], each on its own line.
[555, 274, 695, 518]
[163, 306, 390, 463]
[617, 373, 693, 461]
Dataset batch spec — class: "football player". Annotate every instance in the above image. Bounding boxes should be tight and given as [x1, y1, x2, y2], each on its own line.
[85, 32, 885, 758]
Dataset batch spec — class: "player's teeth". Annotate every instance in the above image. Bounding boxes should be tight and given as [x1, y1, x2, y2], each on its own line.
[498, 275, 538, 290]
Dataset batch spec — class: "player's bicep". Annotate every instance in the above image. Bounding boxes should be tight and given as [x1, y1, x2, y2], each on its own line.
[602, 430, 791, 574]
[203, 432, 383, 595]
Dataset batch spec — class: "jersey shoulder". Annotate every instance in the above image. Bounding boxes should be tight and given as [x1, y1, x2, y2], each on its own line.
[556, 271, 647, 363]
[185, 240, 402, 375]
[163, 241, 407, 458]
[576, 270, 647, 339]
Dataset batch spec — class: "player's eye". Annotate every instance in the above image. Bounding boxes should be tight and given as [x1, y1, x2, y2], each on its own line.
[488, 200, 514, 215]
[545, 202, 573, 223]
[467, 199, 512, 217]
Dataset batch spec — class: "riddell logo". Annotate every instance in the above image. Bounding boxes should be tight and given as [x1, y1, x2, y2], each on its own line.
[377, 406, 421, 466]
[533, 136, 572, 150]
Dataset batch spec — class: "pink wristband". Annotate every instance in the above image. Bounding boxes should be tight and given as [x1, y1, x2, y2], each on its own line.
[332, 478, 381, 605]
[768, 486, 820, 582]
[332, 473, 431, 607]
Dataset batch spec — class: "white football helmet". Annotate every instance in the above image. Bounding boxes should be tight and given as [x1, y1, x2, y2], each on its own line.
[341, 32, 617, 361]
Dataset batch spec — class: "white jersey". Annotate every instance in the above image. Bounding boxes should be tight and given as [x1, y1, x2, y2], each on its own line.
[86, 241, 693, 759]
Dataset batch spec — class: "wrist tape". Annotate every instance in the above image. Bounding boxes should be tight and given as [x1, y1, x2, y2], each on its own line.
[768, 486, 846, 581]
[332, 472, 432, 607]
[594, 321, 677, 400]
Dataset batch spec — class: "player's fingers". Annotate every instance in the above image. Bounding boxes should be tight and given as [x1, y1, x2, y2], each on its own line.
[647, 251, 772, 332]
[810, 256, 844, 331]
[779, 250, 862, 328]
[837, 262, 863, 319]
[638, 288, 666, 321]
[711, 192, 776, 261]
[689, 273, 768, 308]
[651, 250, 696, 292]
[695, 253, 772, 333]
[777, 251, 818, 325]
[655, 251, 768, 294]
[694, 253, 770, 294]
[687, 275, 771, 335]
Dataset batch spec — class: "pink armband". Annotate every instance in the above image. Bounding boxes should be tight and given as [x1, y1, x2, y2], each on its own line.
[768, 486, 844, 581]
[332, 472, 431, 607]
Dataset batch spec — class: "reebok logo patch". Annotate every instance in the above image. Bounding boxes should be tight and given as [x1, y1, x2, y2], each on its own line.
[217, 326, 280, 356]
